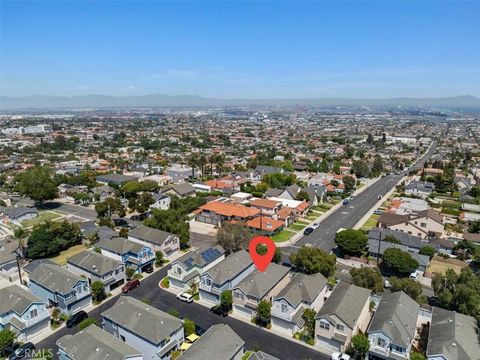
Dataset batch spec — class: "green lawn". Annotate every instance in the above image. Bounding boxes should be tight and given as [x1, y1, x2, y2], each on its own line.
[288, 223, 308, 231]
[360, 214, 380, 231]
[51, 244, 87, 265]
[315, 203, 333, 211]
[271, 229, 296, 243]
[21, 210, 64, 228]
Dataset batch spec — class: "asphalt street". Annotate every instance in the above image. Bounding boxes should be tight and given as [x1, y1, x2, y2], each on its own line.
[286, 142, 437, 254]
[35, 266, 327, 360]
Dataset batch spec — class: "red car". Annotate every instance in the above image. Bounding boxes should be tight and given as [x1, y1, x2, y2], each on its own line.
[122, 279, 140, 293]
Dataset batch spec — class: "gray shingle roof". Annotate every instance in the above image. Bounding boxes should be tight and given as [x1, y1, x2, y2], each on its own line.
[204, 250, 252, 285]
[316, 282, 371, 329]
[57, 324, 142, 360]
[178, 324, 244, 360]
[30, 263, 85, 294]
[427, 307, 480, 360]
[275, 272, 327, 308]
[368, 228, 425, 250]
[165, 182, 195, 196]
[129, 224, 173, 246]
[233, 263, 290, 299]
[97, 237, 145, 255]
[67, 250, 122, 275]
[248, 351, 280, 360]
[367, 291, 419, 347]
[0, 285, 44, 316]
[101, 296, 182, 345]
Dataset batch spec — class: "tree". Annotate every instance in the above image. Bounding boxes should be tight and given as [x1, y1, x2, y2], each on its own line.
[335, 229, 368, 256]
[350, 267, 383, 293]
[381, 248, 419, 277]
[167, 308, 180, 318]
[78, 318, 98, 330]
[216, 222, 252, 254]
[125, 267, 135, 280]
[302, 308, 316, 341]
[220, 290, 233, 311]
[419, 245, 436, 259]
[15, 166, 58, 204]
[295, 191, 310, 202]
[389, 277, 423, 303]
[155, 250, 165, 267]
[273, 247, 282, 264]
[366, 133, 374, 145]
[27, 220, 82, 259]
[119, 227, 129, 238]
[343, 175, 356, 193]
[91, 281, 106, 303]
[256, 300, 271, 327]
[371, 156, 384, 176]
[384, 234, 401, 244]
[183, 318, 195, 336]
[95, 197, 125, 218]
[352, 160, 370, 178]
[290, 246, 336, 277]
[351, 334, 369, 359]
[0, 329, 16, 357]
[410, 352, 426, 360]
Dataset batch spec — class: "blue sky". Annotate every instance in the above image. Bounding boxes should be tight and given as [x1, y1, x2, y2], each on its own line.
[0, 0, 479, 98]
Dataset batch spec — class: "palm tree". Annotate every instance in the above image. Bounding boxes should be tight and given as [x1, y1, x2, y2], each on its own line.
[208, 154, 216, 176]
[188, 153, 199, 178]
[198, 154, 207, 179]
[215, 154, 226, 176]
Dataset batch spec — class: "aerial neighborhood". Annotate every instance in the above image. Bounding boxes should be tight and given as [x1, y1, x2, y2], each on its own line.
[0, 110, 479, 360]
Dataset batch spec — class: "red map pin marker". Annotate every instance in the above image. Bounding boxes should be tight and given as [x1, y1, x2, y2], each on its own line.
[248, 236, 276, 272]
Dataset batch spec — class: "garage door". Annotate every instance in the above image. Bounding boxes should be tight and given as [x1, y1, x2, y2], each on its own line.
[316, 335, 341, 352]
[199, 290, 219, 304]
[271, 316, 294, 334]
[234, 304, 253, 319]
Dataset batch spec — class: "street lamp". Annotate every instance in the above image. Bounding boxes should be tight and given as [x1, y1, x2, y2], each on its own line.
[11, 246, 23, 285]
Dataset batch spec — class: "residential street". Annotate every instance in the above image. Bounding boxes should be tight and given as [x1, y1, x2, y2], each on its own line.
[286, 142, 436, 254]
[35, 266, 327, 360]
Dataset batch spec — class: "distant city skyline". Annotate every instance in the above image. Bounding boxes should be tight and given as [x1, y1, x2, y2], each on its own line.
[0, 1, 479, 98]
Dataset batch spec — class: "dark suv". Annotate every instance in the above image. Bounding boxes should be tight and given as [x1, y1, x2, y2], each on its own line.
[8, 342, 35, 360]
[66, 310, 88, 328]
[210, 305, 229, 317]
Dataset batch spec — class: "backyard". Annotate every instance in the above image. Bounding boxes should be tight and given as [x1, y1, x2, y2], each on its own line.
[427, 256, 469, 276]
[51, 244, 87, 265]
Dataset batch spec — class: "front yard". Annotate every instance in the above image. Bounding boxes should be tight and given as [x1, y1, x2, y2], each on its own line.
[360, 214, 380, 231]
[21, 210, 64, 228]
[271, 229, 296, 243]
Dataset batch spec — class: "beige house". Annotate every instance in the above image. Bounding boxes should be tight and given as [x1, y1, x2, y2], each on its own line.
[315, 282, 371, 352]
[378, 209, 444, 239]
[232, 263, 291, 319]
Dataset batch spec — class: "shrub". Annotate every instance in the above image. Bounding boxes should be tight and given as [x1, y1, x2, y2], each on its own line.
[78, 318, 98, 330]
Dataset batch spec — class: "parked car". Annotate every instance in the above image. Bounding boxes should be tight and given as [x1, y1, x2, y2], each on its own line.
[8, 342, 35, 360]
[311, 223, 320, 229]
[342, 199, 349, 205]
[373, 209, 383, 215]
[331, 353, 350, 360]
[176, 292, 194, 303]
[144, 265, 154, 273]
[410, 270, 419, 280]
[122, 278, 140, 293]
[303, 227, 314, 235]
[210, 305, 229, 317]
[377, 195, 382, 200]
[195, 324, 207, 336]
[384, 279, 391, 289]
[428, 296, 440, 307]
[66, 310, 88, 328]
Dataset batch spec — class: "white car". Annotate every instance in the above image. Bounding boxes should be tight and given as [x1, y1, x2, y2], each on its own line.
[176, 293, 194, 303]
[311, 223, 320, 229]
[331, 353, 350, 360]
[410, 271, 419, 280]
[384, 279, 391, 289]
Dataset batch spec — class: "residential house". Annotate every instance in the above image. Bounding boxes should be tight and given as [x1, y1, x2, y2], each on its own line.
[366, 239, 430, 272]
[0, 206, 38, 224]
[167, 246, 225, 291]
[57, 324, 143, 360]
[166, 164, 193, 183]
[102, 296, 184, 360]
[405, 181, 435, 199]
[426, 307, 480, 360]
[66, 250, 125, 292]
[150, 193, 171, 211]
[97, 237, 155, 274]
[378, 209, 444, 239]
[0, 285, 50, 341]
[96, 174, 139, 186]
[89, 185, 115, 201]
[199, 250, 255, 304]
[367, 291, 419, 360]
[271, 272, 329, 334]
[368, 228, 427, 252]
[128, 224, 180, 256]
[265, 197, 309, 218]
[29, 263, 91, 314]
[250, 199, 282, 216]
[163, 183, 196, 198]
[245, 216, 285, 236]
[232, 263, 291, 319]
[178, 324, 245, 360]
[0, 238, 21, 280]
[195, 200, 260, 226]
[315, 282, 371, 352]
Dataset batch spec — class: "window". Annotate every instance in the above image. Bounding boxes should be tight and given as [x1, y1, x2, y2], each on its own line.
[234, 292, 244, 300]
[319, 321, 330, 330]
[29, 308, 38, 318]
[377, 338, 386, 348]
[175, 267, 182, 275]
[281, 304, 288, 313]
[205, 278, 212, 286]
[336, 324, 344, 332]
[392, 345, 404, 353]
[421, 223, 427, 228]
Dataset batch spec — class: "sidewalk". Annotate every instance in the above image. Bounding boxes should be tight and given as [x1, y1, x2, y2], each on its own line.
[277, 177, 381, 248]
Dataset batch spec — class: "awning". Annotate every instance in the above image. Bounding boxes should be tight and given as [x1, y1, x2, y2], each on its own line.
[186, 333, 199, 343]
[180, 342, 192, 351]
